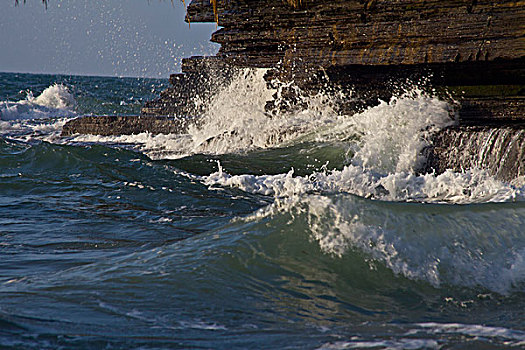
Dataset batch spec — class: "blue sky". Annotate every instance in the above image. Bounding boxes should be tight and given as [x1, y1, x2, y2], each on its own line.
[0, 0, 218, 77]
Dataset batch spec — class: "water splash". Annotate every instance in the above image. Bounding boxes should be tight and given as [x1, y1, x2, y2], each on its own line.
[428, 127, 525, 182]
[0, 84, 76, 121]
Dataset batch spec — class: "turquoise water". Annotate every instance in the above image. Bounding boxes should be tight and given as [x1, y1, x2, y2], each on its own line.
[0, 72, 524, 349]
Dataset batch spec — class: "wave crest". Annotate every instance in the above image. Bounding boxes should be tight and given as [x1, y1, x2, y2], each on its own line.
[0, 83, 76, 121]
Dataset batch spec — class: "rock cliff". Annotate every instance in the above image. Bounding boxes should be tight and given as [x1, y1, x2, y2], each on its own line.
[66, 0, 525, 179]
[145, 0, 524, 122]
[141, 0, 525, 180]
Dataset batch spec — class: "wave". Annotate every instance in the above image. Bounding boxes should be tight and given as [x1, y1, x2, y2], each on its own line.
[197, 96, 525, 292]
[0, 83, 77, 121]
[163, 70, 525, 294]
[69, 69, 454, 163]
[319, 322, 525, 349]
[201, 188, 524, 295]
[198, 73, 523, 204]
[5, 71, 524, 294]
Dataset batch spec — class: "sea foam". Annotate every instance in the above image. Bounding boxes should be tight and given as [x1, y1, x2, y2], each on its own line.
[70, 69, 345, 158]
[188, 70, 525, 293]
[0, 83, 76, 121]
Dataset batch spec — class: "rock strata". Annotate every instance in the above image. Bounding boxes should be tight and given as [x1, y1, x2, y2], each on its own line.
[153, 0, 525, 178]
[187, 0, 523, 75]
[424, 125, 525, 181]
[61, 115, 195, 136]
[65, 0, 524, 179]
[154, 0, 524, 124]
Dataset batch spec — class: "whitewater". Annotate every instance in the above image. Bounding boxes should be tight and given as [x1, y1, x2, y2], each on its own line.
[0, 71, 524, 349]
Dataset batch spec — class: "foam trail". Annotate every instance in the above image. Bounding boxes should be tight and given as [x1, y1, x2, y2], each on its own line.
[0, 84, 76, 121]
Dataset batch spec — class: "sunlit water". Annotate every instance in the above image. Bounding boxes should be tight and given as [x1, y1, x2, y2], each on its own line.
[0, 71, 524, 349]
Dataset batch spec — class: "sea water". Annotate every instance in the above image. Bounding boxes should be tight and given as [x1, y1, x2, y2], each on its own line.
[0, 71, 524, 349]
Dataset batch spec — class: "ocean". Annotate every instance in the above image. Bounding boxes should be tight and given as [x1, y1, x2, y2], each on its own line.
[0, 71, 524, 349]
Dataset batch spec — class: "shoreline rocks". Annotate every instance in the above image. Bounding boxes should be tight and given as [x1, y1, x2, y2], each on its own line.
[64, 0, 524, 179]
[61, 115, 196, 137]
[151, 0, 524, 124]
[423, 125, 525, 182]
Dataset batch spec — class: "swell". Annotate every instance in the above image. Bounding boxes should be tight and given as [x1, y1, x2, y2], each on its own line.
[3, 138, 523, 295]
[1, 71, 524, 349]
[5, 196, 524, 330]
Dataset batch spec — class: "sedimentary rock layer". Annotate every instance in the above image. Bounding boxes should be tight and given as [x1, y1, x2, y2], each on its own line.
[187, 0, 524, 70]
[61, 115, 194, 136]
[424, 125, 525, 181]
[146, 0, 524, 124]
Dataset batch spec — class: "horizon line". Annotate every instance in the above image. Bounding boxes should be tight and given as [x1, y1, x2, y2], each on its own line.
[0, 69, 175, 80]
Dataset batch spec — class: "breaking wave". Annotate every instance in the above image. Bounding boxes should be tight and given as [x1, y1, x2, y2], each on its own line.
[158, 69, 525, 294]
[70, 69, 454, 160]
[0, 83, 77, 121]
[6, 70, 525, 294]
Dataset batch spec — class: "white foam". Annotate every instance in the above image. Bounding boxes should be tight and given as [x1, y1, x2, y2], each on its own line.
[196, 71, 523, 205]
[71, 70, 457, 169]
[70, 69, 347, 159]
[205, 163, 524, 204]
[414, 323, 525, 342]
[0, 84, 76, 121]
[318, 339, 439, 350]
[65, 70, 454, 164]
[69, 132, 192, 160]
[348, 95, 453, 173]
[32, 84, 76, 110]
[0, 117, 69, 143]
[196, 74, 525, 292]
[318, 323, 525, 349]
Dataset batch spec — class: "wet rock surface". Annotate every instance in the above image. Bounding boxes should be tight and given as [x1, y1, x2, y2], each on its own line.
[162, 0, 524, 124]
[187, 0, 523, 77]
[65, 0, 524, 178]
[61, 115, 196, 136]
[424, 125, 525, 182]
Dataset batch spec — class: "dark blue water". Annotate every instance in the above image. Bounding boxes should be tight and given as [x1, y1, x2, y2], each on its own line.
[0, 72, 169, 116]
[0, 72, 524, 349]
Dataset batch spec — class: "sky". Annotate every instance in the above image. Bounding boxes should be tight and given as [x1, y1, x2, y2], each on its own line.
[0, 0, 219, 78]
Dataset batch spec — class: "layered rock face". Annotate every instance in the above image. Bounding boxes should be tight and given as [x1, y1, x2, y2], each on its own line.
[146, 0, 523, 121]
[187, 0, 522, 71]
[67, 0, 525, 179]
[172, 0, 525, 180]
